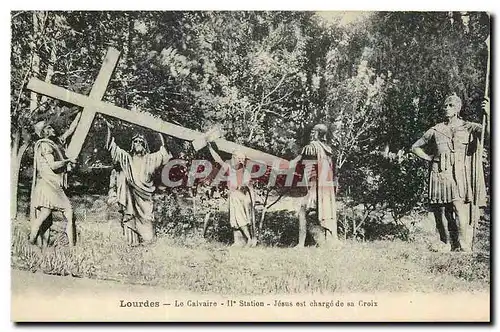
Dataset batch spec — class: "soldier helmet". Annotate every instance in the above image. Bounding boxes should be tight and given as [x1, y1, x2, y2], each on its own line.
[34, 121, 48, 138]
[444, 93, 462, 108]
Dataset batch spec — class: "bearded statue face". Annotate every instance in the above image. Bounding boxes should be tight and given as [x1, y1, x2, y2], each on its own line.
[130, 134, 149, 155]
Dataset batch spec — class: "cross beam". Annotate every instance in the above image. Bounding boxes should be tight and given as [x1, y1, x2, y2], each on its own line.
[66, 48, 120, 159]
[26, 48, 289, 168]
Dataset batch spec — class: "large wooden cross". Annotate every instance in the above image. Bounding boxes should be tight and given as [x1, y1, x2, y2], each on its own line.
[27, 47, 289, 168]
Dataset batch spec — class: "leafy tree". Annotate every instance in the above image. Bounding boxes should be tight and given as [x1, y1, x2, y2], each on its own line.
[11, 11, 76, 218]
[11, 11, 490, 233]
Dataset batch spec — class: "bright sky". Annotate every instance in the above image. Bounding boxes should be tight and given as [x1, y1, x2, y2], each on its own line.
[315, 11, 373, 26]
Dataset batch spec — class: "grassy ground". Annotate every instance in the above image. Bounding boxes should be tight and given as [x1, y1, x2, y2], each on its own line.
[11, 195, 490, 295]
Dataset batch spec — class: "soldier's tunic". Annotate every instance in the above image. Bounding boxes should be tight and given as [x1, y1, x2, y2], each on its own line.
[299, 141, 337, 235]
[107, 137, 171, 244]
[415, 121, 486, 207]
[30, 138, 71, 220]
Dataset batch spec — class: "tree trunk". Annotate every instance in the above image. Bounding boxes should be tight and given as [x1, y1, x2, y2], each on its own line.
[11, 160, 20, 220]
[119, 13, 133, 109]
[11, 136, 29, 220]
[11, 11, 45, 219]
[258, 207, 267, 241]
[10, 134, 20, 220]
[257, 189, 270, 240]
[202, 211, 212, 238]
[40, 39, 57, 106]
[29, 12, 41, 114]
[29, 65, 40, 112]
[352, 213, 357, 238]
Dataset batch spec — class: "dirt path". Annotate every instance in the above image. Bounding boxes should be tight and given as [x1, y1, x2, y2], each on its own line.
[11, 268, 489, 322]
[11, 268, 210, 322]
[11, 268, 196, 297]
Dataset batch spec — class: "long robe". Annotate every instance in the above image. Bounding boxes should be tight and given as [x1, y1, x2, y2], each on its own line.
[227, 166, 255, 229]
[214, 163, 256, 229]
[107, 138, 171, 244]
[30, 138, 71, 221]
[300, 140, 337, 235]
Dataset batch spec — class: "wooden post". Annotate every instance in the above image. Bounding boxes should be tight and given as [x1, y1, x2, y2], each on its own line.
[471, 31, 490, 251]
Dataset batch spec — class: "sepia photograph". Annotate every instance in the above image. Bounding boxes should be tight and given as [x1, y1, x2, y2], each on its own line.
[9, 10, 491, 322]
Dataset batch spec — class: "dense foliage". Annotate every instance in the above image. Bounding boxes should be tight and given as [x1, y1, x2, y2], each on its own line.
[11, 11, 490, 235]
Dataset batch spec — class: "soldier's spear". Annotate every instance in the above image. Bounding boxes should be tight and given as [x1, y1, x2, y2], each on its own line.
[471, 22, 490, 252]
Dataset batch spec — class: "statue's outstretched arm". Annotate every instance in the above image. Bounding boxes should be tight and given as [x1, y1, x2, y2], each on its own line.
[60, 111, 82, 142]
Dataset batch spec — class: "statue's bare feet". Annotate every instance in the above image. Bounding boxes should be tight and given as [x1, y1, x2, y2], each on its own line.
[455, 246, 472, 253]
[27, 233, 37, 246]
[26, 235, 42, 253]
[429, 242, 451, 253]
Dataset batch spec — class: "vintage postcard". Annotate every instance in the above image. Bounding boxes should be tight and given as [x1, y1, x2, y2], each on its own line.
[10, 10, 491, 322]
